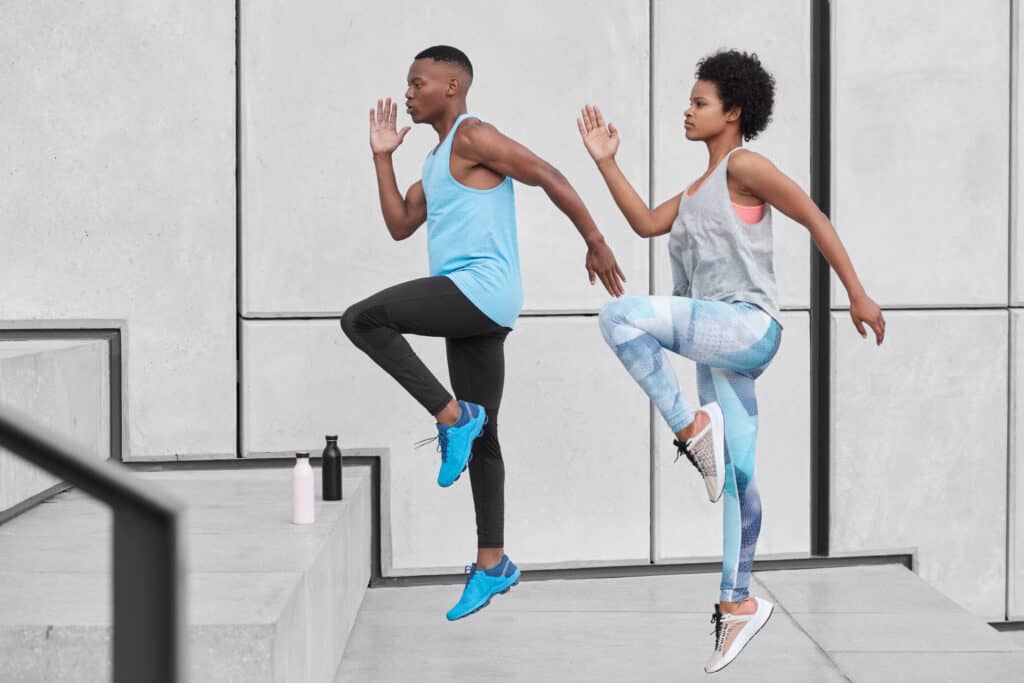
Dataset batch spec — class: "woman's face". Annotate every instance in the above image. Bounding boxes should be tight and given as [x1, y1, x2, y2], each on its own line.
[684, 80, 737, 141]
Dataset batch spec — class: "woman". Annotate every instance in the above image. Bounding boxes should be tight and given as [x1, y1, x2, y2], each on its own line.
[578, 49, 885, 673]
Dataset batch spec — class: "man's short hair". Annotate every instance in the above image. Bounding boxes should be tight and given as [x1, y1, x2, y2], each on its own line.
[415, 45, 473, 79]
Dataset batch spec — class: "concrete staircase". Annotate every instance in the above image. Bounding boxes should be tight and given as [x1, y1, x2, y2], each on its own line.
[0, 466, 373, 682]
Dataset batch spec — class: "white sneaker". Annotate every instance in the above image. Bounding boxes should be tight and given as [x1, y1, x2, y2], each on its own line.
[674, 402, 726, 502]
[704, 597, 774, 674]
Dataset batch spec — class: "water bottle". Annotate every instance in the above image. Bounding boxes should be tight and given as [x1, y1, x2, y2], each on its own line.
[291, 452, 315, 524]
[322, 435, 343, 501]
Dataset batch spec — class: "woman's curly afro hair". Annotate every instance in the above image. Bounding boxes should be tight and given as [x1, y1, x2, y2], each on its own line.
[695, 50, 775, 141]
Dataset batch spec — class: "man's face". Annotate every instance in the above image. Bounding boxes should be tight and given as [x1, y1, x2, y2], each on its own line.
[404, 59, 461, 123]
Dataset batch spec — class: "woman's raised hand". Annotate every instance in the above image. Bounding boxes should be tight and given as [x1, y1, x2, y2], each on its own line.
[577, 104, 619, 164]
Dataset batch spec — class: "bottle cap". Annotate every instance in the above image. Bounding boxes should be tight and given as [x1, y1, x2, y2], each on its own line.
[325, 435, 338, 441]
[296, 452, 310, 458]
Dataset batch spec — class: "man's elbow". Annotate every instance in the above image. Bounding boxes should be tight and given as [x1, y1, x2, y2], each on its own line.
[537, 163, 568, 191]
[389, 225, 412, 241]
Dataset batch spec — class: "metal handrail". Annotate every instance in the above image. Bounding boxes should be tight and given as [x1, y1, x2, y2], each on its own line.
[0, 405, 184, 682]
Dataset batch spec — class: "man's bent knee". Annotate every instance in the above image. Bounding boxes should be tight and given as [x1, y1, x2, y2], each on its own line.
[340, 303, 368, 340]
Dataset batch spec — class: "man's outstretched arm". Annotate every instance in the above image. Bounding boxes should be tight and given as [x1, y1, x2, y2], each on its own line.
[370, 97, 426, 241]
[455, 120, 626, 296]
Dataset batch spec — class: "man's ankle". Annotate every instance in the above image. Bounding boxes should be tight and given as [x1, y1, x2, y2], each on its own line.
[435, 399, 461, 426]
[476, 549, 504, 570]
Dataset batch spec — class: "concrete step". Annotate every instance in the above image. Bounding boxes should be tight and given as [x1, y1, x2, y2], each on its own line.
[0, 338, 110, 516]
[338, 564, 1024, 682]
[0, 465, 372, 682]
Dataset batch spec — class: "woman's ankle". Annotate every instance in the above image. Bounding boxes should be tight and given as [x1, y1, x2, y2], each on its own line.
[719, 598, 757, 615]
[675, 410, 709, 442]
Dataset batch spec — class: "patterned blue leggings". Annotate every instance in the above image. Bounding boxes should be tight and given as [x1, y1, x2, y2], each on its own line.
[599, 296, 781, 602]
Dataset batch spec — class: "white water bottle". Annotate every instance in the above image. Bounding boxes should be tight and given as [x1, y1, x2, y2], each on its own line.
[291, 452, 315, 524]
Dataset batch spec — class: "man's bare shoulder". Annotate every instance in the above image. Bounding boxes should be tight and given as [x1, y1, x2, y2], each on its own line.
[454, 118, 506, 151]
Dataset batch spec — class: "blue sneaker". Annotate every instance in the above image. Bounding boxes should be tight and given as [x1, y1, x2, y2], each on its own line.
[435, 400, 487, 488]
[446, 555, 521, 621]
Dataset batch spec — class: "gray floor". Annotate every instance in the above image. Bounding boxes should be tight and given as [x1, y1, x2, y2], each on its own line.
[337, 565, 1024, 682]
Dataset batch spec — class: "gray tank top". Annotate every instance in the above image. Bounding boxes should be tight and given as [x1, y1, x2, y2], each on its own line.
[667, 147, 781, 323]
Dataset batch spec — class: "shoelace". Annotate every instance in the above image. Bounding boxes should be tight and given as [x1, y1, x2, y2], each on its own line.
[673, 438, 699, 470]
[710, 609, 726, 652]
[413, 428, 449, 462]
[460, 563, 488, 592]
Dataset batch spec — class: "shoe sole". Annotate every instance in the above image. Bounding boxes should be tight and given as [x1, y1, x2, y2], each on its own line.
[446, 568, 520, 621]
[705, 600, 774, 674]
[705, 402, 725, 503]
[438, 410, 488, 487]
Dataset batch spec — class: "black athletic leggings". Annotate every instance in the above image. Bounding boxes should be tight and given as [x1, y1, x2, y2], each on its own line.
[340, 276, 509, 548]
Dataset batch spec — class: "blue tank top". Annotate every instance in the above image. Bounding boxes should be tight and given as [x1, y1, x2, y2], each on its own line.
[422, 114, 523, 329]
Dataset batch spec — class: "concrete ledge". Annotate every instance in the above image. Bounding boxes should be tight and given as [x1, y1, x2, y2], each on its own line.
[0, 339, 109, 517]
[0, 465, 372, 682]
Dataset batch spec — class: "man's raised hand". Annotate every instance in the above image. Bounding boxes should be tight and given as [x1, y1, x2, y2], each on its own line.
[370, 97, 410, 156]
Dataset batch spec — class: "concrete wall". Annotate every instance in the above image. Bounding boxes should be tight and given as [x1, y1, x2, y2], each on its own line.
[831, 311, 1008, 619]
[832, 0, 1009, 308]
[649, 0, 812, 566]
[5, 0, 1023, 620]
[651, 0, 811, 309]
[654, 312, 810, 562]
[243, 317, 650, 573]
[0, 2, 236, 459]
[829, 0, 1013, 620]
[240, 0, 650, 316]
[239, 0, 654, 572]
[0, 340, 109, 513]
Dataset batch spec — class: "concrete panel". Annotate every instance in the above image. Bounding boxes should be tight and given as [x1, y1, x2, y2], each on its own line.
[0, 4, 236, 458]
[501, 317, 650, 566]
[243, 316, 649, 572]
[832, 0, 1009, 307]
[0, 340, 109, 513]
[1016, 2, 1024, 307]
[241, 0, 649, 316]
[654, 311, 810, 562]
[651, 0, 811, 308]
[831, 310, 1008, 619]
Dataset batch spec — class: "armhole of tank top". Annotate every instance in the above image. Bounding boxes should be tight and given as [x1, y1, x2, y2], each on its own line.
[447, 116, 508, 194]
[723, 148, 769, 223]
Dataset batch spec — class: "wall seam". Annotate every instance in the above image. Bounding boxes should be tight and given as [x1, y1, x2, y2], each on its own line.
[235, 0, 244, 458]
[1007, 0, 1018, 622]
[648, 0, 658, 565]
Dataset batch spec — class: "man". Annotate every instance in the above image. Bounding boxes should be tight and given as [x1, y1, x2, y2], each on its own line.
[341, 45, 625, 620]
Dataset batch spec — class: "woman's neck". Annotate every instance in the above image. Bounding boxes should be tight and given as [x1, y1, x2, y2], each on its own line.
[704, 135, 744, 170]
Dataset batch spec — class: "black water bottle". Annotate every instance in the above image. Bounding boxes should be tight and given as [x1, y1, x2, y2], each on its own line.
[322, 435, 343, 500]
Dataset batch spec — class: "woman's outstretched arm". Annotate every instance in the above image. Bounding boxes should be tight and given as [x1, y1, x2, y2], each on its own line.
[729, 149, 886, 345]
[578, 105, 681, 238]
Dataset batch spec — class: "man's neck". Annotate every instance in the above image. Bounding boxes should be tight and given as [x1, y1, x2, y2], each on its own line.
[432, 104, 470, 140]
